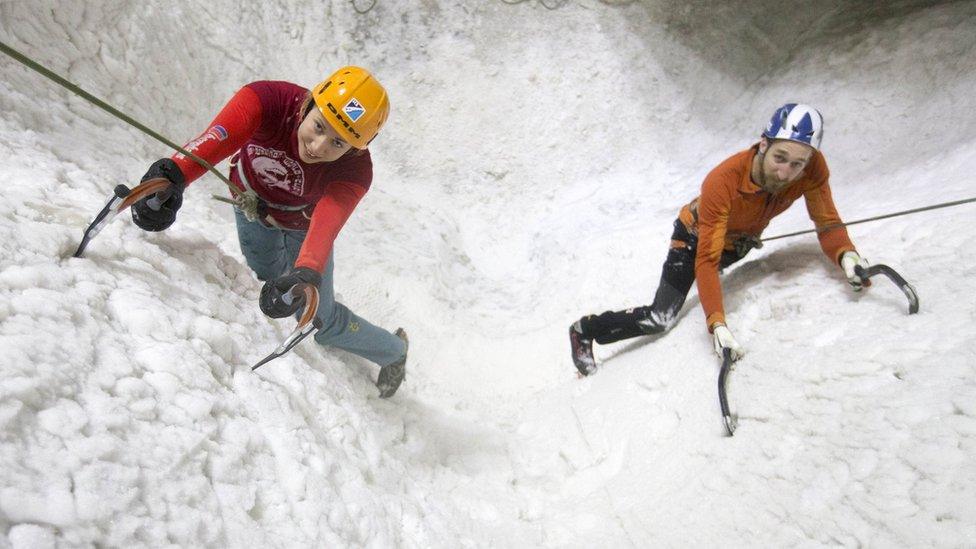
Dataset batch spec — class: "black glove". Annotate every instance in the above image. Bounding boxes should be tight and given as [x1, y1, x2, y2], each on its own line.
[131, 158, 186, 232]
[259, 267, 323, 318]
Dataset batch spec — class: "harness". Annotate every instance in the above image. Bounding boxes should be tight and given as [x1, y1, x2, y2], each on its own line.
[229, 157, 312, 227]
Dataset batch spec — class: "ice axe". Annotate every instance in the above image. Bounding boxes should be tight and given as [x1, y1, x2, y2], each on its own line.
[251, 283, 322, 371]
[718, 348, 736, 437]
[854, 264, 919, 315]
[73, 177, 174, 257]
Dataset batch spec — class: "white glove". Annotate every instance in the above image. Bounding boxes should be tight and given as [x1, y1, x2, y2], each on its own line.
[840, 251, 871, 292]
[712, 323, 744, 362]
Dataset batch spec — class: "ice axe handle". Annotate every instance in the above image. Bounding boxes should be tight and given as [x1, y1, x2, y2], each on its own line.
[718, 348, 736, 436]
[281, 288, 297, 306]
[145, 186, 173, 211]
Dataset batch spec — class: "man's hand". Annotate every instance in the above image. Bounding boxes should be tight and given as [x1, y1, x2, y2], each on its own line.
[131, 158, 186, 232]
[712, 323, 744, 362]
[840, 251, 871, 292]
[259, 267, 322, 319]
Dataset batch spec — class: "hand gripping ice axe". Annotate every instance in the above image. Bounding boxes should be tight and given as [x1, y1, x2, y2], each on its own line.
[854, 264, 919, 315]
[73, 178, 174, 257]
[251, 283, 323, 371]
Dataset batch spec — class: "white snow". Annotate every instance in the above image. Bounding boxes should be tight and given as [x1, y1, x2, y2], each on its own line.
[2, 0, 975, 547]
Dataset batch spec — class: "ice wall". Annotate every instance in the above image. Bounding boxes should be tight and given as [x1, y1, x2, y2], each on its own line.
[1, 0, 974, 546]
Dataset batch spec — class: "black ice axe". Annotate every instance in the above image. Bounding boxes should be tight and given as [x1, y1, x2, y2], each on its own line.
[251, 283, 323, 371]
[718, 348, 736, 437]
[73, 178, 174, 257]
[854, 264, 919, 315]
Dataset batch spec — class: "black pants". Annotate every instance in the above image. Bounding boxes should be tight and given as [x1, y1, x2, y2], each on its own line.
[578, 219, 746, 345]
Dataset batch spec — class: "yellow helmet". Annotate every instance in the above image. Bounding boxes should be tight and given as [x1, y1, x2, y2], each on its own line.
[311, 66, 390, 149]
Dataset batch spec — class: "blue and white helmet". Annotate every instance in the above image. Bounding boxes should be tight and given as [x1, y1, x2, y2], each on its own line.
[762, 103, 824, 150]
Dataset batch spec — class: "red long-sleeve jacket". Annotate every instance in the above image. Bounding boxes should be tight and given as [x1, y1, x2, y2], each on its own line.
[170, 81, 372, 273]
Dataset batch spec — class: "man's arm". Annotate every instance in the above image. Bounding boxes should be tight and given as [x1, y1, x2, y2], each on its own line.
[695, 177, 733, 331]
[803, 179, 856, 265]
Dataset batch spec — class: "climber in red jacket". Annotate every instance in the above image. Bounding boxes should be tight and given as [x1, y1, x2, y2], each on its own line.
[130, 67, 407, 398]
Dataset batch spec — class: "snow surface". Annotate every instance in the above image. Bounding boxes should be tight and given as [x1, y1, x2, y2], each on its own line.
[1, 0, 975, 547]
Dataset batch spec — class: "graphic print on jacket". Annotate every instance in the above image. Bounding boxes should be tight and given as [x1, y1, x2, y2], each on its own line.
[248, 144, 305, 195]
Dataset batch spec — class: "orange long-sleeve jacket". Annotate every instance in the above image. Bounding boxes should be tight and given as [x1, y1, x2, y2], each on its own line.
[678, 144, 856, 331]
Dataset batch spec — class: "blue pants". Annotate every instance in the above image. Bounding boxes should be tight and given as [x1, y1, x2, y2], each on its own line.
[234, 209, 405, 367]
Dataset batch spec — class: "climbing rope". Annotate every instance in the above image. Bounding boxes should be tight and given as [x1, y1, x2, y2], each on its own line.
[762, 196, 976, 242]
[0, 39, 243, 202]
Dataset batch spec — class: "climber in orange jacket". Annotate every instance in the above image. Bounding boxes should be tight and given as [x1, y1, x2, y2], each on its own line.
[569, 103, 871, 376]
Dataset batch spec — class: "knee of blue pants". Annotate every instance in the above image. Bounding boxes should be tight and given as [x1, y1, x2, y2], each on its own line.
[237, 230, 287, 280]
[313, 299, 352, 341]
[234, 209, 292, 281]
[312, 301, 405, 367]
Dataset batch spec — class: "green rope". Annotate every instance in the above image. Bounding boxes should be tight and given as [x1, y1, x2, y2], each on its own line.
[762, 196, 976, 242]
[0, 39, 236, 192]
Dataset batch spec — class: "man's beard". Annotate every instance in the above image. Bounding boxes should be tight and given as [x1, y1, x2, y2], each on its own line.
[761, 171, 790, 193]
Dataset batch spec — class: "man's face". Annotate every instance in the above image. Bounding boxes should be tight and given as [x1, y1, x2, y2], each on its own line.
[759, 139, 814, 192]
